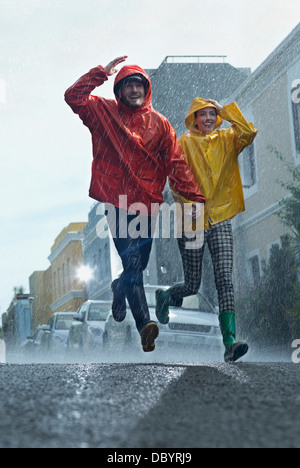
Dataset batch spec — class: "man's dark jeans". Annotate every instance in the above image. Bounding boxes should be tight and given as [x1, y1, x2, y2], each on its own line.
[107, 208, 155, 332]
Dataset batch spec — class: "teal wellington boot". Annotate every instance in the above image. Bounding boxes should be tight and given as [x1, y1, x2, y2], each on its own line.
[219, 311, 249, 363]
[155, 288, 182, 325]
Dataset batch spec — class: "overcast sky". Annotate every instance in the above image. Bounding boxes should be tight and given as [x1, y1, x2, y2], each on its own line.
[0, 0, 299, 315]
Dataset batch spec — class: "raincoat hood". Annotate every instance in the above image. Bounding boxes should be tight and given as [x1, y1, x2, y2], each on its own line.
[185, 98, 223, 134]
[113, 65, 152, 111]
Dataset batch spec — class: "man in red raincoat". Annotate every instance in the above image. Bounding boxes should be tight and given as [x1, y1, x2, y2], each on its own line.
[65, 56, 205, 353]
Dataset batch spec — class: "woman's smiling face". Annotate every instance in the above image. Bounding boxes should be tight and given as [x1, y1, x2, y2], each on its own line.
[195, 107, 218, 135]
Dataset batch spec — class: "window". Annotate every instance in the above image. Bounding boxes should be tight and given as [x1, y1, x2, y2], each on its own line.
[87, 303, 110, 321]
[104, 242, 110, 274]
[55, 314, 73, 330]
[240, 144, 257, 188]
[247, 255, 261, 288]
[62, 263, 66, 294]
[58, 268, 61, 296]
[268, 240, 281, 262]
[98, 249, 103, 278]
[53, 272, 57, 299]
[67, 259, 71, 290]
[291, 82, 300, 153]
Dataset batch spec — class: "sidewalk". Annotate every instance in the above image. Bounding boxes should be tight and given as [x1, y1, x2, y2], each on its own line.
[0, 340, 6, 364]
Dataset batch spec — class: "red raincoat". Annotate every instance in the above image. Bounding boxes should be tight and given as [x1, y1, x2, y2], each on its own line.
[65, 65, 205, 213]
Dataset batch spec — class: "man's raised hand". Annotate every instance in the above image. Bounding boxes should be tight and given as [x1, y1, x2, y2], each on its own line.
[104, 56, 128, 76]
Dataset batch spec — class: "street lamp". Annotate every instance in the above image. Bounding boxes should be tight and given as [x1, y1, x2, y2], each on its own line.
[76, 265, 94, 283]
[76, 265, 94, 301]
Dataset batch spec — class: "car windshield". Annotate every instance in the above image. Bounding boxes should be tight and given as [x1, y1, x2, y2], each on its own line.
[55, 315, 74, 330]
[87, 303, 110, 321]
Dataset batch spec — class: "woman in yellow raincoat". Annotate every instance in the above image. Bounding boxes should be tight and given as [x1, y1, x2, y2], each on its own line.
[156, 98, 258, 362]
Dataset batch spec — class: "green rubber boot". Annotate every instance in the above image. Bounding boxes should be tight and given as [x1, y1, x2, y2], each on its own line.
[155, 288, 182, 325]
[219, 311, 249, 363]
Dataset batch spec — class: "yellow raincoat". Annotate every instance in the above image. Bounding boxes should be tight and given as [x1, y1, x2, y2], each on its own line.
[171, 99, 258, 230]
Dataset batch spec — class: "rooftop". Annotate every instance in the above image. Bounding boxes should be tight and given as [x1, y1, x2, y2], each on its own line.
[146, 57, 251, 135]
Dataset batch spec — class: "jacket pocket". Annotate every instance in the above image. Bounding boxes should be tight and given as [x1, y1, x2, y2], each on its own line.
[90, 158, 124, 201]
[95, 158, 123, 180]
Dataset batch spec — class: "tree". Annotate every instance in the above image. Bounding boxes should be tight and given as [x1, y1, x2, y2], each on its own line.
[275, 149, 300, 339]
[237, 148, 300, 346]
[13, 286, 25, 297]
[270, 146, 300, 263]
[237, 236, 297, 346]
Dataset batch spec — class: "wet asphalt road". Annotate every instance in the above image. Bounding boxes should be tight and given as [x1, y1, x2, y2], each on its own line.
[0, 361, 299, 448]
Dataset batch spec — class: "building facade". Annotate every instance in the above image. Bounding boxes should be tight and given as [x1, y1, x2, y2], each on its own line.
[30, 222, 87, 325]
[48, 222, 88, 313]
[82, 203, 120, 301]
[230, 24, 300, 297]
[5, 294, 32, 347]
[29, 269, 52, 328]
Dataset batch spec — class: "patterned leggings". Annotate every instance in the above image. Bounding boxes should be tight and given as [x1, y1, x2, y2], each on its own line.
[171, 219, 235, 314]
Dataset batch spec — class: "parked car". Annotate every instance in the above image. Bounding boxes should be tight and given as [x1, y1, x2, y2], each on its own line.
[104, 285, 222, 353]
[67, 301, 111, 354]
[44, 312, 75, 354]
[19, 325, 50, 359]
[162, 295, 222, 349]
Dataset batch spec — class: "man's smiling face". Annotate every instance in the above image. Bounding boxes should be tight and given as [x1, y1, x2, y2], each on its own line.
[120, 81, 146, 108]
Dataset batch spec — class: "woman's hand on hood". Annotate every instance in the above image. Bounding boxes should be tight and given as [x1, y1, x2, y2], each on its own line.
[104, 56, 128, 76]
[202, 99, 223, 112]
